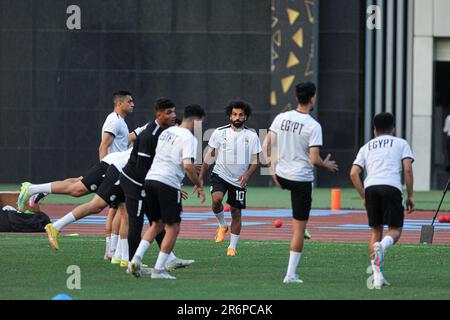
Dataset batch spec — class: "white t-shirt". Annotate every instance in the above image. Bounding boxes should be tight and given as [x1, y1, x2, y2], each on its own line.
[101, 112, 129, 154]
[353, 135, 414, 192]
[102, 148, 132, 173]
[443, 115, 450, 137]
[208, 125, 262, 187]
[269, 110, 323, 182]
[145, 126, 198, 190]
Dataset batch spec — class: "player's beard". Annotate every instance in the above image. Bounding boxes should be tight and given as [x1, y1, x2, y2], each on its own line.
[232, 120, 244, 128]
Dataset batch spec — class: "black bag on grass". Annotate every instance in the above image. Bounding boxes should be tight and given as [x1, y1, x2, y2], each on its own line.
[0, 206, 50, 232]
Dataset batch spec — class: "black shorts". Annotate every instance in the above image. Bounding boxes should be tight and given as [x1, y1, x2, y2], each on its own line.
[276, 175, 312, 221]
[210, 173, 247, 209]
[96, 165, 125, 209]
[120, 173, 147, 219]
[365, 185, 404, 228]
[144, 180, 182, 225]
[81, 161, 109, 193]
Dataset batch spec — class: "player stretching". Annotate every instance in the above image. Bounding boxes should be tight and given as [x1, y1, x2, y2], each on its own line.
[263, 82, 338, 284]
[196, 100, 261, 256]
[350, 112, 415, 289]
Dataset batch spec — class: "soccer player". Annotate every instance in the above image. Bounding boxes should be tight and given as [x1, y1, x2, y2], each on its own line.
[263, 82, 338, 284]
[129, 104, 206, 280]
[350, 112, 415, 290]
[44, 149, 132, 251]
[98, 91, 135, 261]
[195, 100, 261, 256]
[121, 98, 194, 271]
[99, 90, 136, 159]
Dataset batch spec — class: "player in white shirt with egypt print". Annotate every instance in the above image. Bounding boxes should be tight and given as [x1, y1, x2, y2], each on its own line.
[129, 104, 206, 280]
[263, 82, 338, 284]
[196, 100, 261, 257]
[350, 112, 415, 290]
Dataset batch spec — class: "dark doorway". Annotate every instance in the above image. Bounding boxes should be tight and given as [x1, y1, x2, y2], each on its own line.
[432, 61, 450, 189]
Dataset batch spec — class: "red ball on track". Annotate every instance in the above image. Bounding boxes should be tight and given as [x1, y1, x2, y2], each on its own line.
[274, 219, 282, 228]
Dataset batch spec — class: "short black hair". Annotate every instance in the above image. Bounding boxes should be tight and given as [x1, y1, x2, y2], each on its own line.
[183, 104, 205, 119]
[154, 98, 175, 112]
[225, 100, 252, 118]
[373, 112, 395, 133]
[295, 82, 316, 105]
[112, 91, 132, 104]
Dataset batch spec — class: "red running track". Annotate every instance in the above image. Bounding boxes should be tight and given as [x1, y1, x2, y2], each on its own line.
[38, 205, 450, 245]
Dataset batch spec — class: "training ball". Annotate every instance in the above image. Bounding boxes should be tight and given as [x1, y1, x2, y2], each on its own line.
[274, 219, 282, 228]
[438, 216, 445, 223]
[224, 205, 230, 212]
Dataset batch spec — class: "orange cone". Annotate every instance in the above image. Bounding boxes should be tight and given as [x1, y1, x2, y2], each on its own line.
[331, 189, 341, 211]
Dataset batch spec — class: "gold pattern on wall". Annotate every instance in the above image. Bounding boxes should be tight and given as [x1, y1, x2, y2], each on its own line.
[282, 75, 295, 93]
[292, 27, 303, 48]
[271, 0, 315, 109]
[286, 8, 300, 25]
[271, 91, 277, 106]
[286, 52, 300, 68]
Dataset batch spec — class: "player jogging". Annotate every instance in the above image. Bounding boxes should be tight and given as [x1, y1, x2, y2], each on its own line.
[195, 100, 261, 256]
[350, 112, 415, 289]
[263, 82, 338, 284]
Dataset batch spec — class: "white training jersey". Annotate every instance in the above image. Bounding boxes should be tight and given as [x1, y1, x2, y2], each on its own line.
[208, 125, 262, 187]
[269, 110, 323, 182]
[101, 112, 129, 154]
[102, 148, 132, 173]
[353, 135, 414, 192]
[145, 126, 198, 190]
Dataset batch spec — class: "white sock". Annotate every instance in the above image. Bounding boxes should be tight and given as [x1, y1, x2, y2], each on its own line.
[228, 233, 240, 250]
[286, 251, 302, 277]
[113, 237, 122, 259]
[105, 236, 110, 255]
[28, 183, 52, 196]
[215, 211, 227, 227]
[154, 251, 170, 270]
[134, 240, 150, 262]
[120, 238, 129, 262]
[109, 234, 119, 254]
[380, 236, 394, 251]
[53, 212, 76, 231]
[166, 251, 177, 264]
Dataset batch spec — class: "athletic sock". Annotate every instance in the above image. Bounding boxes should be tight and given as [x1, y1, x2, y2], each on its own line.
[228, 233, 240, 250]
[286, 251, 302, 277]
[53, 212, 76, 231]
[28, 183, 52, 196]
[380, 236, 394, 251]
[215, 211, 227, 227]
[134, 240, 150, 261]
[109, 234, 119, 255]
[154, 251, 170, 270]
[105, 236, 110, 256]
[113, 237, 122, 260]
[166, 252, 177, 264]
[120, 238, 129, 262]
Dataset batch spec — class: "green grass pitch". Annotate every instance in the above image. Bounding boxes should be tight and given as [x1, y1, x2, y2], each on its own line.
[1, 234, 449, 300]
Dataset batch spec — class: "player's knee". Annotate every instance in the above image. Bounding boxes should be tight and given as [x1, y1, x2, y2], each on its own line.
[70, 184, 86, 197]
[212, 200, 223, 211]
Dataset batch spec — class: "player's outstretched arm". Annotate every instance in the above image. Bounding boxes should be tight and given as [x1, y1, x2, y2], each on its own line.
[310, 148, 338, 173]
